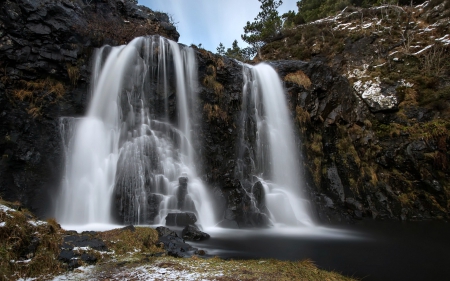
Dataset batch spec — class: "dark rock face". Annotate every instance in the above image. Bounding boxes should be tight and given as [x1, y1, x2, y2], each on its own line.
[0, 0, 178, 217]
[181, 224, 210, 241]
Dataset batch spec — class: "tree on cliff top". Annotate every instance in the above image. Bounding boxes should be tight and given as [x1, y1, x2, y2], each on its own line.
[241, 0, 283, 59]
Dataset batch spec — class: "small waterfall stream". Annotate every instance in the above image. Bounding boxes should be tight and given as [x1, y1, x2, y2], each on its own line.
[237, 63, 314, 227]
[56, 36, 215, 227]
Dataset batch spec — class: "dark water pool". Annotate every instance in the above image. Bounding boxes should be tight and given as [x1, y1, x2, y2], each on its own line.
[191, 221, 450, 281]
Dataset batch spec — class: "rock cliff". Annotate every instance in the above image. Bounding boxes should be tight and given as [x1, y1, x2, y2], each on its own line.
[0, 0, 178, 216]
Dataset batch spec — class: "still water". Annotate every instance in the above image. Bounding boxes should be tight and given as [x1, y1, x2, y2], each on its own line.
[192, 221, 450, 281]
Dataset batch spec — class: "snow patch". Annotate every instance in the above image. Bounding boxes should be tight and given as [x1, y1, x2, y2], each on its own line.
[362, 23, 372, 29]
[436, 34, 450, 46]
[413, 44, 433, 55]
[28, 220, 48, 227]
[0, 222, 5, 227]
[0, 204, 16, 213]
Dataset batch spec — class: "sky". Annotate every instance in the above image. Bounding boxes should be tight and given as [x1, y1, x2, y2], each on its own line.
[138, 0, 299, 53]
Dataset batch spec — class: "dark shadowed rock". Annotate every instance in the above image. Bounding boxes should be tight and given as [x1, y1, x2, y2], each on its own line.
[165, 212, 197, 227]
[156, 226, 199, 258]
[181, 224, 210, 241]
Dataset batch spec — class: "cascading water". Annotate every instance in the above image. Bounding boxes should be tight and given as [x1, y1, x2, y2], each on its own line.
[56, 36, 215, 228]
[236, 63, 314, 227]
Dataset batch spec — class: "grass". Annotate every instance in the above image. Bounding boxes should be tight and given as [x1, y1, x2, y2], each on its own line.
[0, 200, 65, 280]
[92, 256, 357, 281]
[285, 70, 312, 89]
[97, 226, 162, 257]
[11, 78, 66, 118]
[204, 103, 228, 123]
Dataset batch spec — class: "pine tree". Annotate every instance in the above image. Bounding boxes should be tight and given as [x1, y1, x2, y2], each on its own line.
[241, 0, 283, 58]
[217, 42, 226, 55]
[225, 40, 244, 61]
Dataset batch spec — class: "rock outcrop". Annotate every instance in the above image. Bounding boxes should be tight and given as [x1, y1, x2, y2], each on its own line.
[0, 0, 179, 216]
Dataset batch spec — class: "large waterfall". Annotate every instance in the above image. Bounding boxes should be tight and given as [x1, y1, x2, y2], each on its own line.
[56, 36, 313, 230]
[236, 63, 314, 227]
[56, 36, 215, 227]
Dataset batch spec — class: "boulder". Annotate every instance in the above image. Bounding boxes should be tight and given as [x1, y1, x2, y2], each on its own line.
[156, 226, 199, 258]
[181, 224, 210, 241]
[165, 212, 197, 227]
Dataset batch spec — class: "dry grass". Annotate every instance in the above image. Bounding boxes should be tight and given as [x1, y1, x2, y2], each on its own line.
[0, 200, 65, 280]
[296, 105, 311, 129]
[204, 103, 228, 123]
[66, 63, 80, 86]
[285, 70, 312, 89]
[94, 256, 357, 281]
[11, 78, 65, 118]
[203, 75, 224, 97]
[97, 226, 162, 257]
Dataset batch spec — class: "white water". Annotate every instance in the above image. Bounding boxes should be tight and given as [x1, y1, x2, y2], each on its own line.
[56, 36, 215, 227]
[239, 63, 314, 227]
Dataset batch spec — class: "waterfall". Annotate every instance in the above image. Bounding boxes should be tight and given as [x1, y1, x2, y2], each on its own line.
[56, 36, 215, 227]
[237, 63, 314, 227]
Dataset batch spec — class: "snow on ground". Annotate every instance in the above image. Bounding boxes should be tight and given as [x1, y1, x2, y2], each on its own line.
[49, 263, 227, 281]
[436, 34, 450, 45]
[28, 220, 48, 227]
[413, 44, 433, 55]
[0, 204, 16, 213]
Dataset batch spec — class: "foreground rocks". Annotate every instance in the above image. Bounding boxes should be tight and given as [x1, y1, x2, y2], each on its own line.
[156, 226, 206, 257]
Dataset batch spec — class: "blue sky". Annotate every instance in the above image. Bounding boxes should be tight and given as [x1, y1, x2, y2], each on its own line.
[138, 0, 298, 53]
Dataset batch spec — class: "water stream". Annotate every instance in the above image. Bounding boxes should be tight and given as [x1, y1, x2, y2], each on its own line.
[236, 63, 314, 227]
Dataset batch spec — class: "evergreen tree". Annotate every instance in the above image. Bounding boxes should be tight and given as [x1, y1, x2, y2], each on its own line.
[216, 42, 225, 55]
[225, 40, 244, 61]
[241, 0, 283, 58]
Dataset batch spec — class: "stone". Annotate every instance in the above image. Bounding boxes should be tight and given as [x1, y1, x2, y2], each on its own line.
[353, 79, 398, 112]
[181, 224, 210, 241]
[165, 212, 197, 227]
[156, 226, 198, 258]
[252, 181, 265, 210]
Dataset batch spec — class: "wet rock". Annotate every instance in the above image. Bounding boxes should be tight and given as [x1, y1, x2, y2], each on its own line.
[252, 181, 265, 210]
[217, 219, 240, 229]
[181, 224, 210, 241]
[58, 232, 108, 269]
[61, 235, 107, 251]
[327, 165, 345, 202]
[165, 212, 197, 227]
[156, 226, 198, 258]
[177, 176, 188, 209]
